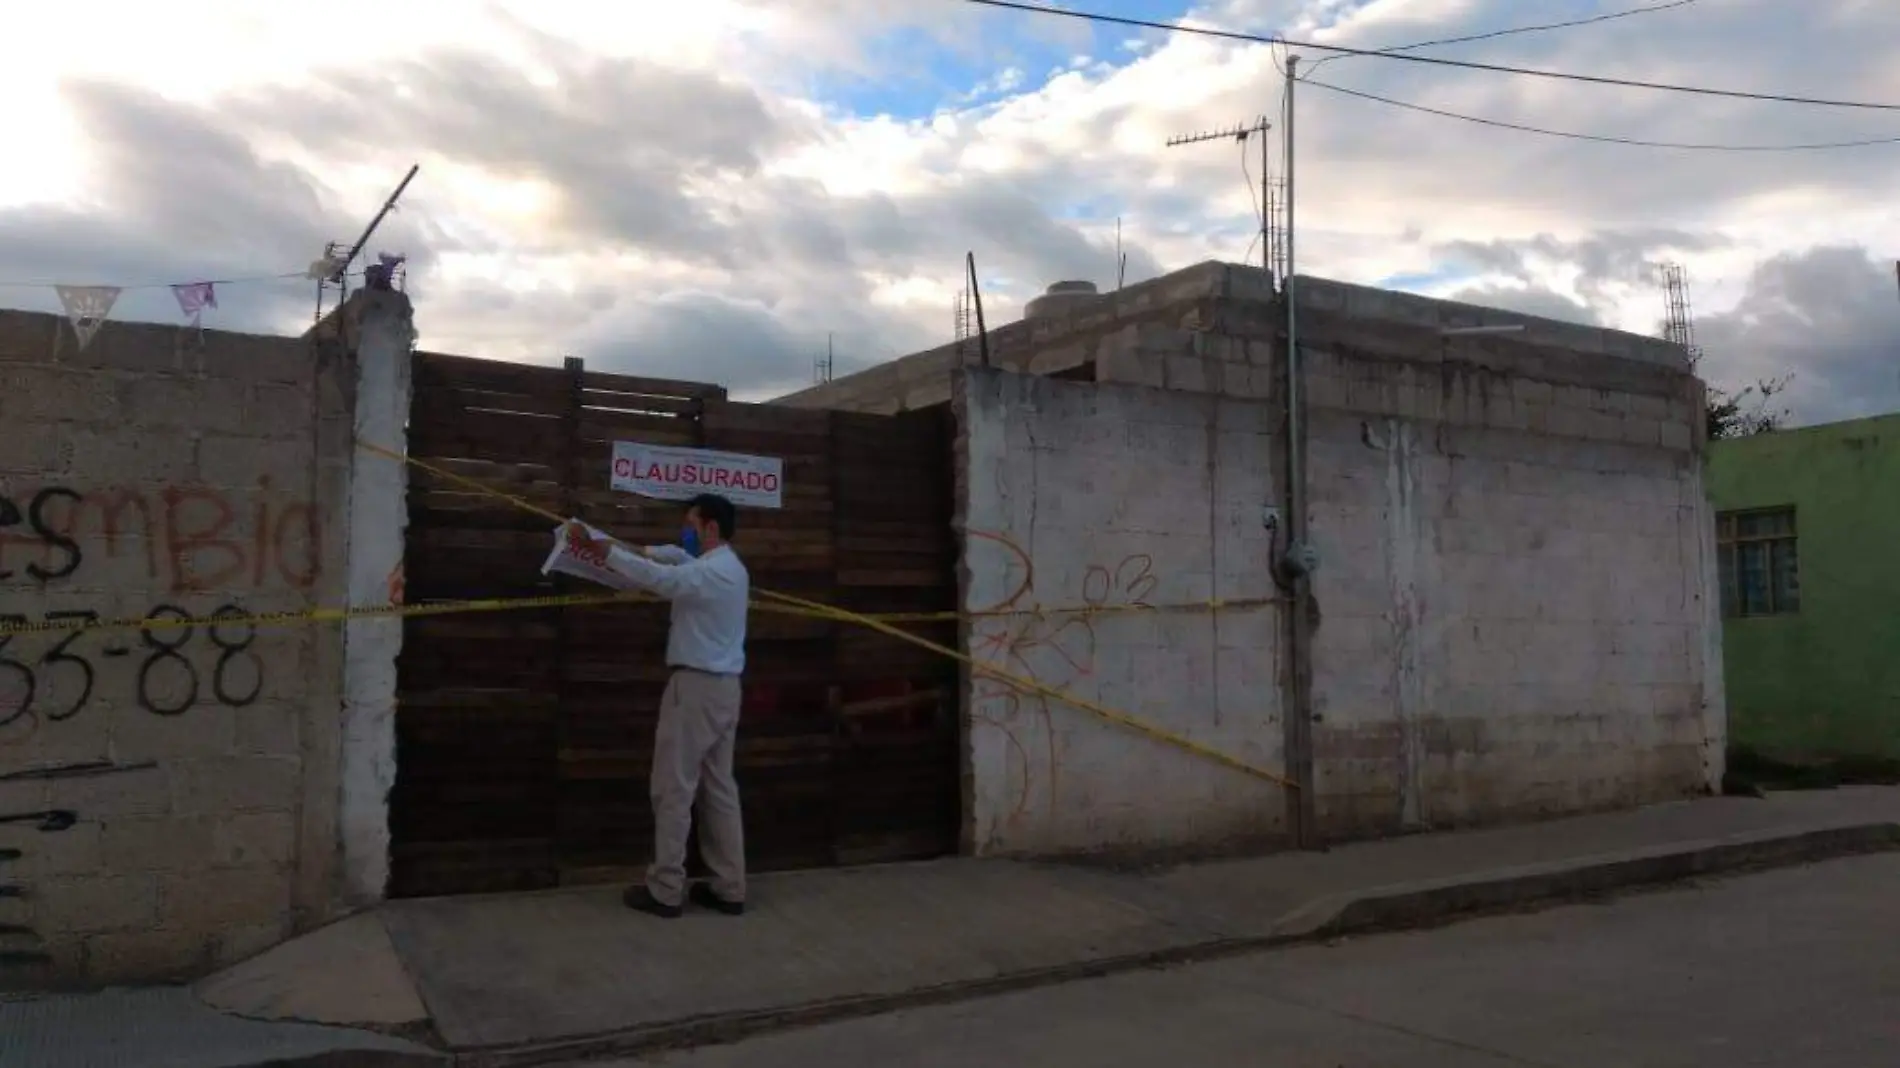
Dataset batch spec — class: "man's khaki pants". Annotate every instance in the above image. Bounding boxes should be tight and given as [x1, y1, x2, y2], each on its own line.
[646, 669, 746, 907]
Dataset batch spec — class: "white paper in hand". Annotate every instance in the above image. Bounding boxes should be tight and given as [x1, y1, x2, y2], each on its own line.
[541, 520, 640, 591]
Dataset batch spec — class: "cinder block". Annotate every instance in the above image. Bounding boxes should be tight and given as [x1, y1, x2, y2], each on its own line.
[1202, 336, 1247, 362]
[1096, 342, 1164, 388]
[1346, 373, 1402, 416]
[234, 703, 302, 757]
[1659, 421, 1692, 451]
[0, 419, 62, 473]
[58, 322, 185, 375]
[24, 707, 113, 768]
[60, 427, 200, 482]
[213, 810, 296, 869]
[1164, 355, 1209, 392]
[197, 337, 310, 386]
[38, 874, 161, 934]
[0, 311, 60, 364]
[1307, 369, 1352, 411]
[1626, 392, 1670, 420]
[1025, 343, 1088, 376]
[110, 705, 238, 762]
[1511, 378, 1555, 408]
[1621, 416, 1664, 447]
[1131, 323, 1194, 355]
[157, 867, 293, 933]
[124, 376, 248, 434]
[83, 928, 212, 983]
[100, 816, 218, 872]
[169, 756, 300, 814]
[1, 367, 124, 426]
[48, 766, 174, 820]
[196, 437, 310, 489]
[16, 819, 103, 879]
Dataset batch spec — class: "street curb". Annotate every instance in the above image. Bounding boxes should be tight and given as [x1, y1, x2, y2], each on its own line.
[450, 821, 1900, 1068]
[223, 1053, 447, 1068]
[1282, 822, 1900, 939]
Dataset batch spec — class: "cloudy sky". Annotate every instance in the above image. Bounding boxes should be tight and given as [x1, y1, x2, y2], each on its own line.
[3, 0, 1897, 420]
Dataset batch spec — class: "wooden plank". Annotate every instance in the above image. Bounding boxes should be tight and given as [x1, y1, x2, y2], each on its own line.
[576, 414, 700, 448]
[702, 401, 831, 435]
[579, 369, 727, 400]
[420, 385, 571, 418]
[416, 351, 569, 395]
[579, 391, 702, 417]
[411, 410, 566, 466]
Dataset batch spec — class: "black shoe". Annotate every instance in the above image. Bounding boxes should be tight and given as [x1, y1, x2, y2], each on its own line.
[689, 882, 745, 916]
[623, 885, 683, 919]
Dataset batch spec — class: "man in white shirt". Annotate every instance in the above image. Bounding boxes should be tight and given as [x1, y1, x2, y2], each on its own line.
[565, 492, 750, 919]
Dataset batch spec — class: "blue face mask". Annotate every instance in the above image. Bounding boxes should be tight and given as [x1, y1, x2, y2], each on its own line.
[680, 526, 701, 558]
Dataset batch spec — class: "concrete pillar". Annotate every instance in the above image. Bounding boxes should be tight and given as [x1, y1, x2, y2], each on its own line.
[335, 290, 415, 905]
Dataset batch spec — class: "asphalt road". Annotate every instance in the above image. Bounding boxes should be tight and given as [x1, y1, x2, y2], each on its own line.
[613, 852, 1900, 1067]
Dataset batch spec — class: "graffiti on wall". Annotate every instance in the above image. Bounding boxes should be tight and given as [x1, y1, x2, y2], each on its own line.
[0, 603, 265, 728]
[0, 480, 321, 592]
[0, 481, 310, 738]
[966, 530, 1159, 835]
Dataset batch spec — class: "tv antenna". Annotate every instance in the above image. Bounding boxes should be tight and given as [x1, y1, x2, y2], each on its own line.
[1166, 117, 1271, 277]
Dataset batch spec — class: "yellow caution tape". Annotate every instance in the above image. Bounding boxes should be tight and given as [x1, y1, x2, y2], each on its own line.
[359, 440, 1298, 791]
[0, 589, 1275, 639]
[0, 439, 1297, 791]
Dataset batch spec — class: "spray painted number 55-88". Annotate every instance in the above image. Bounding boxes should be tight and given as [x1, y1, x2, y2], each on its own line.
[0, 604, 266, 727]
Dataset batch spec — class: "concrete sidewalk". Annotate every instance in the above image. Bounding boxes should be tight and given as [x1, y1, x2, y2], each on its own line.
[9, 788, 1898, 1068]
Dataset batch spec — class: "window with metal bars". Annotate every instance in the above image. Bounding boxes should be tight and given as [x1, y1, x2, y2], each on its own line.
[1716, 508, 1800, 617]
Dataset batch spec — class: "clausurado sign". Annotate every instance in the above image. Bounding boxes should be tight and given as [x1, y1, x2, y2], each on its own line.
[610, 442, 785, 510]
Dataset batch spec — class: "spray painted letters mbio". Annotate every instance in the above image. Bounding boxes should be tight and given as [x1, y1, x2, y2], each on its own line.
[0, 481, 321, 592]
[610, 443, 784, 510]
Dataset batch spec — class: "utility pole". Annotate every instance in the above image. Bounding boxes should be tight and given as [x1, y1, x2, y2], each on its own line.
[1279, 52, 1318, 852]
[1165, 117, 1272, 277]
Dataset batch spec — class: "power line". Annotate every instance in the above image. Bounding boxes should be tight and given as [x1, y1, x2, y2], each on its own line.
[1305, 0, 1701, 77]
[955, 0, 1900, 112]
[0, 270, 334, 291]
[1307, 78, 1900, 151]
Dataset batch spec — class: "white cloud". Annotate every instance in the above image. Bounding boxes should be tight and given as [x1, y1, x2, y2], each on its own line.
[2, 0, 1897, 422]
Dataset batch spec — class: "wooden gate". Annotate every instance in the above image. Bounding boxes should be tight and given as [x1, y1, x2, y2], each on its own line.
[389, 352, 960, 897]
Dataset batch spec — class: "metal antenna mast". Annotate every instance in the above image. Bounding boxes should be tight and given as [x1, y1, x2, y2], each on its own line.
[313, 163, 421, 329]
[1166, 116, 1272, 278]
[814, 332, 835, 385]
[1660, 262, 1703, 369]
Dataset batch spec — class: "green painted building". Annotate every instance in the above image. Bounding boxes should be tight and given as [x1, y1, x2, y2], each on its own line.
[1706, 413, 1900, 764]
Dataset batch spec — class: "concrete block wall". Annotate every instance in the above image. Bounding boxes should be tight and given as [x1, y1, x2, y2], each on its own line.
[932, 262, 1720, 855]
[1291, 277, 1721, 837]
[954, 367, 1285, 855]
[777, 261, 1261, 413]
[0, 309, 356, 987]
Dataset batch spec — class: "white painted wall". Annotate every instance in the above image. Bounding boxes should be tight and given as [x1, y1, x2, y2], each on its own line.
[957, 368, 1286, 855]
[1307, 411, 1719, 836]
[338, 291, 414, 905]
[953, 314, 1720, 854]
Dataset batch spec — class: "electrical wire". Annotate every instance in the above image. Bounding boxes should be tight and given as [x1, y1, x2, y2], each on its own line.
[1303, 0, 1701, 77]
[0, 270, 361, 290]
[956, 0, 1900, 112]
[1306, 78, 1900, 151]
